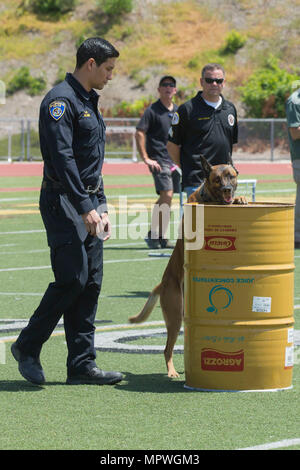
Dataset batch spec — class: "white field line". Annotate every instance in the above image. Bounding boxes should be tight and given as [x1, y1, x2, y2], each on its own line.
[0, 256, 164, 272]
[0, 292, 44, 296]
[0, 220, 179, 236]
[0, 241, 149, 255]
[237, 437, 300, 450]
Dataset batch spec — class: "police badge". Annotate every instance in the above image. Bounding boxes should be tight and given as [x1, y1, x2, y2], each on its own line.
[228, 113, 235, 126]
[172, 112, 179, 125]
[49, 101, 66, 121]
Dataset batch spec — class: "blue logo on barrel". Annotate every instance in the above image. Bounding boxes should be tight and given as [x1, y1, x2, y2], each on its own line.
[206, 285, 233, 314]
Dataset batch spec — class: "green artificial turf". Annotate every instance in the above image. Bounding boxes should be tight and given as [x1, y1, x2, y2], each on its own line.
[0, 173, 299, 450]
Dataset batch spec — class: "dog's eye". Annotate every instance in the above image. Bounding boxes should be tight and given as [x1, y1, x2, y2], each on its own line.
[214, 177, 221, 184]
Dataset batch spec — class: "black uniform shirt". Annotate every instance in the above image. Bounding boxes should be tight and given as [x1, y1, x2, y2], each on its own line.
[136, 99, 178, 166]
[39, 73, 107, 215]
[168, 91, 238, 187]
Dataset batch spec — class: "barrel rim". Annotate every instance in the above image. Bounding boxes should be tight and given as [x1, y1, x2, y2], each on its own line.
[184, 202, 295, 208]
[183, 385, 293, 393]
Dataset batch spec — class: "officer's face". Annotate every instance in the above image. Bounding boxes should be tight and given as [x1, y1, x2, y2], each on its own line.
[200, 68, 225, 101]
[91, 57, 117, 90]
[158, 81, 177, 100]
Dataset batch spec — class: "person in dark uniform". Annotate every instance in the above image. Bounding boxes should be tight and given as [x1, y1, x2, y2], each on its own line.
[11, 37, 123, 386]
[136, 76, 180, 249]
[167, 64, 238, 198]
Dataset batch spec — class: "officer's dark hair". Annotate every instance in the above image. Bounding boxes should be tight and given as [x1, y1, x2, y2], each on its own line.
[201, 63, 225, 77]
[76, 37, 119, 69]
[159, 75, 176, 87]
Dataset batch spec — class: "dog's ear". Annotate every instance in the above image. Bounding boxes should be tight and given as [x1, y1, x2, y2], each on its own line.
[200, 155, 212, 178]
[227, 153, 239, 175]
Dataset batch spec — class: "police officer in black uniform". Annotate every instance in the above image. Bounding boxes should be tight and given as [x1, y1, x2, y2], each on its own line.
[167, 63, 238, 198]
[11, 38, 123, 386]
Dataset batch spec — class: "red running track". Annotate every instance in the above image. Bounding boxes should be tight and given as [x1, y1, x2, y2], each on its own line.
[0, 161, 293, 178]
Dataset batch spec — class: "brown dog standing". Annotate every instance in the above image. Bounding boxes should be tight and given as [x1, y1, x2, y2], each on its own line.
[129, 156, 247, 377]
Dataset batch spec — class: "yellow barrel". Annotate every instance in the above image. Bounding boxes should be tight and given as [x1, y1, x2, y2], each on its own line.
[184, 203, 295, 392]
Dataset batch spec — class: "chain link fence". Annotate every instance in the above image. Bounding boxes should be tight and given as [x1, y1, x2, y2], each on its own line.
[0, 117, 291, 162]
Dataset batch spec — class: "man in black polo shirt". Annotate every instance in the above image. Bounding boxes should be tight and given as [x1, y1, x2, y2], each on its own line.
[136, 76, 180, 248]
[167, 64, 238, 197]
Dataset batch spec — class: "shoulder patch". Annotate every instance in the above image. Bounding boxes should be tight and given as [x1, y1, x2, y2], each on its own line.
[172, 112, 179, 125]
[49, 101, 66, 121]
[228, 113, 235, 126]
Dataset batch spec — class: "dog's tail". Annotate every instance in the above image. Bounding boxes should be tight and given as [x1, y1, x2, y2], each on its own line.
[129, 283, 161, 323]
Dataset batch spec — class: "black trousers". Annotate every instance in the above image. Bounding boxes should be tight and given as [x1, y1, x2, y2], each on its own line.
[16, 189, 103, 374]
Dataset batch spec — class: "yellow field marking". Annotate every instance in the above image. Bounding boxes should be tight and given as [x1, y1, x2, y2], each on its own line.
[15, 203, 39, 208]
[0, 202, 181, 216]
[0, 209, 40, 215]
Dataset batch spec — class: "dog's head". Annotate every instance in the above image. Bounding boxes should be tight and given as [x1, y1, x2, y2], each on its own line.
[200, 155, 239, 205]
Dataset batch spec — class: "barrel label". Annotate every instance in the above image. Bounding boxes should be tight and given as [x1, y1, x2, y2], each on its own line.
[252, 296, 272, 313]
[204, 236, 236, 251]
[201, 348, 244, 371]
[285, 346, 293, 369]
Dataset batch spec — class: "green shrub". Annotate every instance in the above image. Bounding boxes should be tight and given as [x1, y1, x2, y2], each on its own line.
[28, 76, 46, 96]
[187, 55, 200, 70]
[23, 0, 77, 15]
[96, 0, 133, 17]
[220, 30, 246, 55]
[239, 56, 298, 118]
[6, 67, 31, 96]
[111, 97, 153, 117]
[7, 66, 46, 97]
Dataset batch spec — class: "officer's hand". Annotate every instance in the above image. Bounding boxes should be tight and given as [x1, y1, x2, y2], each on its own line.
[82, 209, 101, 237]
[145, 158, 161, 174]
[97, 212, 111, 242]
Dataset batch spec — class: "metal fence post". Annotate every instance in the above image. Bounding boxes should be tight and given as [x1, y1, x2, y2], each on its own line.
[20, 119, 25, 161]
[26, 119, 31, 161]
[7, 126, 12, 162]
[270, 119, 274, 161]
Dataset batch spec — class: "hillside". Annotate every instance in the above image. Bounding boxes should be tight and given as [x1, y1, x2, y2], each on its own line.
[0, 0, 299, 120]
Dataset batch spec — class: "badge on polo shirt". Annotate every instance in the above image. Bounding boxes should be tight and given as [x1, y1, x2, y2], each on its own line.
[49, 101, 66, 121]
[172, 112, 179, 125]
[228, 114, 235, 126]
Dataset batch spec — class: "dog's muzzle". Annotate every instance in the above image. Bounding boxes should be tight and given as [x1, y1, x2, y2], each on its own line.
[221, 186, 235, 204]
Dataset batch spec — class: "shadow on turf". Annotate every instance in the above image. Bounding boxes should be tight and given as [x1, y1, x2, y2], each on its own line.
[0, 376, 204, 392]
[0, 380, 44, 392]
[108, 291, 151, 299]
[106, 247, 151, 251]
[114, 372, 197, 393]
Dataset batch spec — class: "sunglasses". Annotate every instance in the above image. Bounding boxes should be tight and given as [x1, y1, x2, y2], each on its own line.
[160, 82, 176, 87]
[204, 77, 224, 84]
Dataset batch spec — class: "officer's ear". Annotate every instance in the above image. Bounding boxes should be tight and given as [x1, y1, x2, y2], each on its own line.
[86, 57, 96, 71]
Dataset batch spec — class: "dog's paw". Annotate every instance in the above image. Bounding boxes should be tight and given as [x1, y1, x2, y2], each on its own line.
[168, 369, 180, 378]
[233, 196, 248, 205]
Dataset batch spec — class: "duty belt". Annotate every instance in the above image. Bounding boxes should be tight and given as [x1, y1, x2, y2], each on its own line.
[42, 176, 102, 194]
[86, 176, 102, 194]
[42, 180, 64, 191]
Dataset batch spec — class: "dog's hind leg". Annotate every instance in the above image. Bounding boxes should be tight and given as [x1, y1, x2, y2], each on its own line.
[160, 278, 183, 378]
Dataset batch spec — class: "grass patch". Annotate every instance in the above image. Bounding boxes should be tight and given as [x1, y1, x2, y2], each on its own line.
[110, 0, 229, 82]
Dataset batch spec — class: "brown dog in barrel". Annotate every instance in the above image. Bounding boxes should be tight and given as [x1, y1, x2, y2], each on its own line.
[129, 155, 247, 378]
